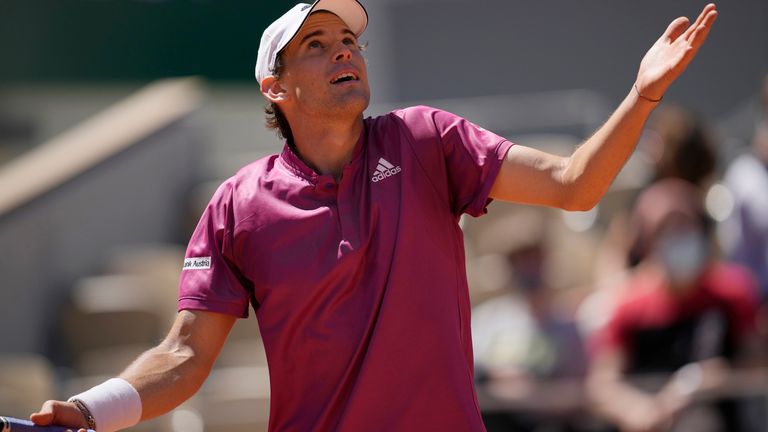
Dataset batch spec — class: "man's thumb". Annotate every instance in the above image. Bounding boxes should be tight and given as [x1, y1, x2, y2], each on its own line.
[30, 400, 57, 425]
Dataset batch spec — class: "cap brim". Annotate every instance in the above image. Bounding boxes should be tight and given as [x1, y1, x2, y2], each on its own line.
[279, 0, 368, 56]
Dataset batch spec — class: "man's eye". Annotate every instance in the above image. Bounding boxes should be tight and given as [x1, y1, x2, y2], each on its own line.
[343, 37, 356, 46]
[309, 41, 322, 49]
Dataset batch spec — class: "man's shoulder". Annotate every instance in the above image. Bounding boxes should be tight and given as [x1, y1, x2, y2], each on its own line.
[231, 153, 281, 180]
[208, 153, 281, 203]
[381, 105, 455, 123]
[197, 153, 283, 229]
[366, 105, 464, 143]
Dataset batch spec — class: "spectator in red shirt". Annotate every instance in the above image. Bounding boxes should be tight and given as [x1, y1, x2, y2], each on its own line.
[587, 179, 761, 432]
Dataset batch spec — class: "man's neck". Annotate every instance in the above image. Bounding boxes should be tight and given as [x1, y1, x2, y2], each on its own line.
[291, 115, 364, 180]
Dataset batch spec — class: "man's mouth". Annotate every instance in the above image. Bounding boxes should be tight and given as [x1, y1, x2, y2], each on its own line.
[330, 72, 360, 84]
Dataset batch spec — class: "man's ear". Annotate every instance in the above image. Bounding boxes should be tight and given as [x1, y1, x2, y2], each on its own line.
[261, 75, 288, 104]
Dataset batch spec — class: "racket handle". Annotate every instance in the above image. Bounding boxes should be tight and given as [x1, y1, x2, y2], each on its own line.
[0, 416, 95, 432]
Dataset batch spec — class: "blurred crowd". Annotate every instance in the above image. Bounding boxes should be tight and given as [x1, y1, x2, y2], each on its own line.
[469, 76, 768, 432]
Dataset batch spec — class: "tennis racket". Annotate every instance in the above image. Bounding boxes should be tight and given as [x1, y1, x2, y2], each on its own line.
[0, 416, 94, 432]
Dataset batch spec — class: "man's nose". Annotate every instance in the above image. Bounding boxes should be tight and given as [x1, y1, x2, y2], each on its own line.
[333, 45, 353, 62]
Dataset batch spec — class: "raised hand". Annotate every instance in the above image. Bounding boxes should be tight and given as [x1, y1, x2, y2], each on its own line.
[635, 3, 718, 101]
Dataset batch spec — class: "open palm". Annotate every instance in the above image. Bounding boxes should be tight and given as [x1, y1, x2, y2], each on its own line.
[635, 3, 718, 101]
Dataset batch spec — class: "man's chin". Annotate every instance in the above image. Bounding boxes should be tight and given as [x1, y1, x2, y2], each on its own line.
[333, 93, 370, 116]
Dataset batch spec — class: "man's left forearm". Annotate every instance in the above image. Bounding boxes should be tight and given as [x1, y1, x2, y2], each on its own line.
[561, 86, 659, 210]
[562, 3, 717, 210]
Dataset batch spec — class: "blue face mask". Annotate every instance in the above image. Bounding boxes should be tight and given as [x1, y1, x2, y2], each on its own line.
[656, 229, 708, 285]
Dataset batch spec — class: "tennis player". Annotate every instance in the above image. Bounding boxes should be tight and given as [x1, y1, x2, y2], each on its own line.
[31, 1, 718, 431]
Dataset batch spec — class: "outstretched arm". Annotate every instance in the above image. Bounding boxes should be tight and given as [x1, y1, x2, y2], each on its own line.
[31, 310, 236, 431]
[119, 309, 236, 420]
[490, 4, 718, 210]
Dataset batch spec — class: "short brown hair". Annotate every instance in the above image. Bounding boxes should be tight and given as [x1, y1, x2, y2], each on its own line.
[264, 54, 294, 144]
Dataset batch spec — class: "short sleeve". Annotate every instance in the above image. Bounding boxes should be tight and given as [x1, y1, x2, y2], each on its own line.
[178, 180, 252, 318]
[397, 106, 513, 217]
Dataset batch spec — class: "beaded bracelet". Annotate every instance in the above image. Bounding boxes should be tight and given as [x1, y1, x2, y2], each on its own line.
[634, 84, 663, 103]
[70, 398, 97, 430]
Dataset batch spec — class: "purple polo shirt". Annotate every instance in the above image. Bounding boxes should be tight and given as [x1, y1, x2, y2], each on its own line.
[179, 106, 513, 431]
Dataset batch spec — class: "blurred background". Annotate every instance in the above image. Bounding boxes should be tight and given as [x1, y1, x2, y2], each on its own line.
[0, 0, 766, 431]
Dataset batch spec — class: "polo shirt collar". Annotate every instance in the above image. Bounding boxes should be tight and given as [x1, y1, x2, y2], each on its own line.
[278, 121, 368, 184]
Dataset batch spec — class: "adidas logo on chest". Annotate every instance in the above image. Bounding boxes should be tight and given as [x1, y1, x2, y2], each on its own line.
[371, 157, 401, 183]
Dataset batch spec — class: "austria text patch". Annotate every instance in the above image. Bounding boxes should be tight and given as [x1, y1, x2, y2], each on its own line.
[183, 257, 211, 270]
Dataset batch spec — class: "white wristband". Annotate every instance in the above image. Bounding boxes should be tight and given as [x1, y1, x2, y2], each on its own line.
[68, 378, 142, 432]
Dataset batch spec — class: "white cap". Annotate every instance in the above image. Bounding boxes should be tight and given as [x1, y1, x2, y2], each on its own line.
[255, 0, 368, 89]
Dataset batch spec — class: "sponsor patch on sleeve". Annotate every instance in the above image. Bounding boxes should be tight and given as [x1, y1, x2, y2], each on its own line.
[183, 257, 211, 270]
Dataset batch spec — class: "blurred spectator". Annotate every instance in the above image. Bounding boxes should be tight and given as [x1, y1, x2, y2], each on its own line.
[641, 105, 717, 188]
[715, 78, 768, 432]
[471, 210, 588, 431]
[586, 179, 761, 432]
[627, 103, 718, 261]
[718, 74, 768, 302]
[583, 105, 719, 337]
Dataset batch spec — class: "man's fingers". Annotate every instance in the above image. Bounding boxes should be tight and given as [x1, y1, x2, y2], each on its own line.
[30, 400, 56, 425]
[683, 3, 717, 41]
[30, 400, 85, 429]
[690, 3, 717, 31]
[687, 10, 718, 46]
[663, 17, 690, 42]
[29, 412, 55, 425]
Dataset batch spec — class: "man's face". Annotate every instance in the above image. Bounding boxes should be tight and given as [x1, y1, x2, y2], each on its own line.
[276, 11, 370, 120]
